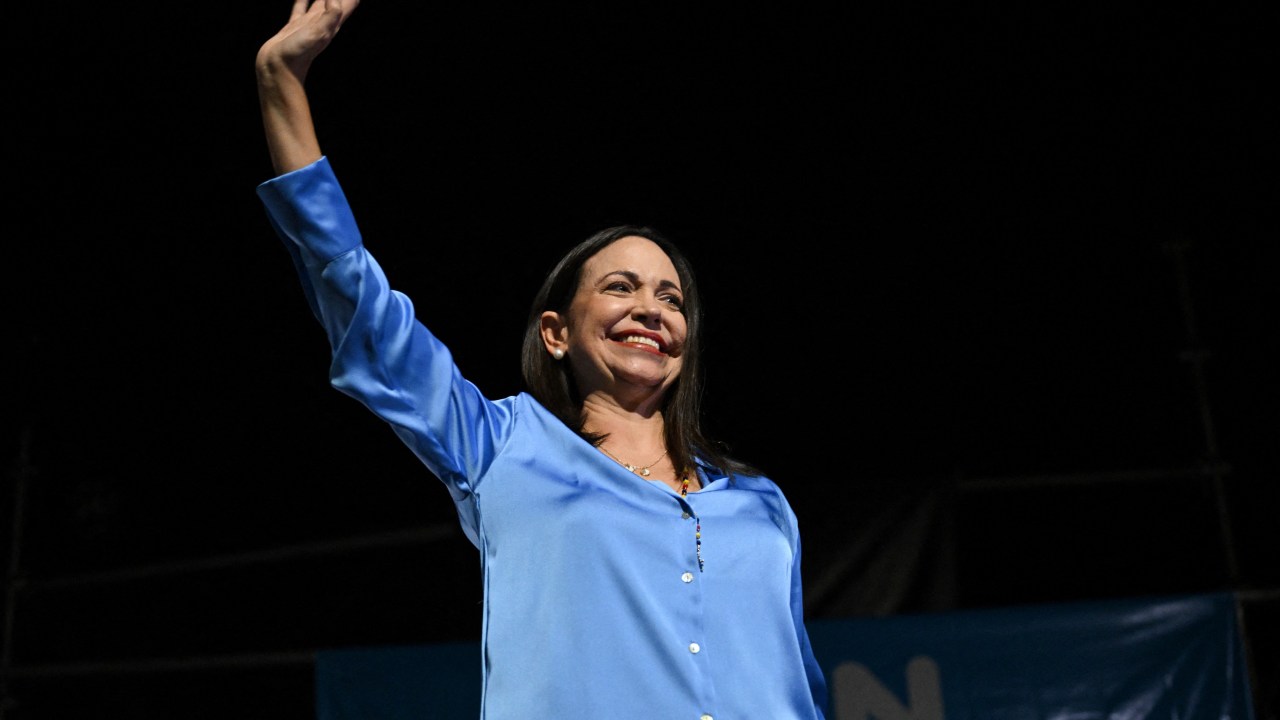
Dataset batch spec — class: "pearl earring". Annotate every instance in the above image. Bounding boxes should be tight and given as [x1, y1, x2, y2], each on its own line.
[552, 348, 564, 360]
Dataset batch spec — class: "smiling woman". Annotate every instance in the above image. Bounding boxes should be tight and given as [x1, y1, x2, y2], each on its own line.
[522, 228, 729, 497]
[252, 1, 828, 718]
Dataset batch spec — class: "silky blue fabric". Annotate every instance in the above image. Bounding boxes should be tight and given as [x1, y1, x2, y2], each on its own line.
[258, 157, 829, 720]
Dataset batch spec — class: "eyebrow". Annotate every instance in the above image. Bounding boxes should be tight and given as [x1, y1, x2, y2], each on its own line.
[596, 270, 683, 293]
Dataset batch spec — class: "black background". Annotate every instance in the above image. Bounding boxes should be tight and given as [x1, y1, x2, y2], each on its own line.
[5, 3, 1277, 718]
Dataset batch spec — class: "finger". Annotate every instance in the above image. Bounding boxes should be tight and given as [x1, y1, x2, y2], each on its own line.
[340, 0, 361, 28]
[288, 0, 309, 22]
[329, 0, 360, 24]
[318, 0, 358, 30]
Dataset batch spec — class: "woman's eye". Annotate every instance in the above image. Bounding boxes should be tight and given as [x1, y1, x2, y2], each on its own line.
[662, 295, 684, 309]
[606, 281, 632, 292]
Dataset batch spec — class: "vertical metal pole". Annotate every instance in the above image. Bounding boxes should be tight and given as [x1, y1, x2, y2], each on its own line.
[1167, 239, 1266, 716]
[1166, 239, 1239, 583]
[1, 426, 33, 720]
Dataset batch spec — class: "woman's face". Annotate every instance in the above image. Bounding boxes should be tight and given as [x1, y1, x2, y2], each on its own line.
[544, 235, 688, 404]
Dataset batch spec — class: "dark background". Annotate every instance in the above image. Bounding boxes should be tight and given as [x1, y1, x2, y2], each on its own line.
[5, 3, 1277, 718]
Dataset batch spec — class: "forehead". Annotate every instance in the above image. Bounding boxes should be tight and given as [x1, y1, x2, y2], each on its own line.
[582, 235, 680, 284]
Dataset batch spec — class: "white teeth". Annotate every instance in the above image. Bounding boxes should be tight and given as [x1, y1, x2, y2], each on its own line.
[620, 335, 660, 350]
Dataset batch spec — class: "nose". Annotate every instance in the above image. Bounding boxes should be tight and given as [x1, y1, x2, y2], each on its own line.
[632, 292, 665, 326]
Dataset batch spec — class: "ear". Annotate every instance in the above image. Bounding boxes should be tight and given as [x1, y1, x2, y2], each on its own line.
[540, 311, 569, 357]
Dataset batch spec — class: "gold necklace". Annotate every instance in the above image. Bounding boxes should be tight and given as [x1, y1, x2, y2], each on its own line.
[598, 445, 668, 477]
[600, 443, 702, 571]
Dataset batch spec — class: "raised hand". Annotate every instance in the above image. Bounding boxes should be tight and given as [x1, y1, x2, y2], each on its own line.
[257, 0, 360, 83]
[256, 0, 361, 175]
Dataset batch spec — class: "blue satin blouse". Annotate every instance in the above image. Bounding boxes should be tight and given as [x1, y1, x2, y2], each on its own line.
[257, 157, 828, 720]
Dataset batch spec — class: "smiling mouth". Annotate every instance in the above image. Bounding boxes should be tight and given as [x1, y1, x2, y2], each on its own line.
[614, 335, 663, 353]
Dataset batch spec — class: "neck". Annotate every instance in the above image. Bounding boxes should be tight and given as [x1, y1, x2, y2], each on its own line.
[579, 396, 690, 488]
[580, 396, 666, 448]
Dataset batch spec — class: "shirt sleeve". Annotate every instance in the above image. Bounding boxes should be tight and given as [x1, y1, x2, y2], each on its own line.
[792, 517, 830, 718]
[255, 157, 511, 543]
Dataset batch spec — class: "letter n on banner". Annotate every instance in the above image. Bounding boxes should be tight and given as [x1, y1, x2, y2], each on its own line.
[831, 656, 944, 720]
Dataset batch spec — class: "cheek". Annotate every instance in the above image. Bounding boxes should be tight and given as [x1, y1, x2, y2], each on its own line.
[571, 297, 628, 330]
[670, 317, 690, 352]
[564, 303, 601, 340]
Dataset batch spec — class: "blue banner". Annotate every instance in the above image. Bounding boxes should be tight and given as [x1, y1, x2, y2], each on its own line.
[809, 592, 1255, 719]
[316, 592, 1255, 719]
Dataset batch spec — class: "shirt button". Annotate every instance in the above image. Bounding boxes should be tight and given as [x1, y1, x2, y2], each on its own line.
[701, 715, 714, 720]
[681, 572, 694, 583]
[681, 511, 691, 519]
[689, 642, 701, 654]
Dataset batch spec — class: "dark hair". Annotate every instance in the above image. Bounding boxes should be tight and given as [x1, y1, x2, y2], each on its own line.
[520, 224, 758, 481]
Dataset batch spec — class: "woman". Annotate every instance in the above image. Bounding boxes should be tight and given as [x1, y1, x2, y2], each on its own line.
[255, 2, 829, 718]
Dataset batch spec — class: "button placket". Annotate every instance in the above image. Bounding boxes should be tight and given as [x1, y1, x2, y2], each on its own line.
[671, 495, 716, 715]
[678, 498, 704, 572]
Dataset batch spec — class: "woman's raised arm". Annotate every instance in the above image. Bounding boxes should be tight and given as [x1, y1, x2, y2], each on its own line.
[255, 0, 360, 175]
